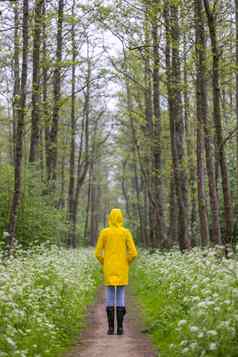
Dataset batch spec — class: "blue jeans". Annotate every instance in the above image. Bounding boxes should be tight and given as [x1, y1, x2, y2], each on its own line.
[105, 286, 126, 307]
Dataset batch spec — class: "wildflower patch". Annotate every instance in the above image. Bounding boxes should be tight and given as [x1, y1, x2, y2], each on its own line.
[131, 248, 238, 357]
[0, 245, 100, 357]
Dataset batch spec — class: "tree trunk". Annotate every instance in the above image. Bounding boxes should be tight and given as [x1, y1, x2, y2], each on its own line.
[194, 0, 210, 247]
[183, 34, 197, 246]
[68, 49, 90, 248]
[193, 0, 222, 245]
[84, 174, 91, 242]
[29, 0, 44, 163]
[168, 172, 178, 246]
[165, 2, 191, 251]
[133, 161, 146, 246]
[48, 0, 64, 182]
[67, 0, 76, 247]
[7, 0, 29, 255]
[42, 0, 50, 180]
[57, 134, 66, 209]
[12, 0, 20, 165]
[89, 161, 100, 246]
[125, 70, 147, 246]
[204, 0, 233, 248]
[143, 7, 154, 246]
[165, 4, 177, 248]
[151, 19, 167, 248]
[121, 159, 130, 218]
[235, 0, 238, 249]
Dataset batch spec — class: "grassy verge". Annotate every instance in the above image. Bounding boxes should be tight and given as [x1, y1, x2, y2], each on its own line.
[0, 245, 101, 357]
[130, 248, 238, 357]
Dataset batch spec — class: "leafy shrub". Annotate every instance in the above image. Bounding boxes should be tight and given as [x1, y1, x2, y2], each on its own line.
[0, 164, 67, 248]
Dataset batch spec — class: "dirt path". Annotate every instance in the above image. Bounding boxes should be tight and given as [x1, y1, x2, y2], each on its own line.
[64, 285, 158, 357]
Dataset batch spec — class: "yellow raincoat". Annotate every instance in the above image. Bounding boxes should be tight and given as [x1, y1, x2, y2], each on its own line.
[95, 208, 138, 286]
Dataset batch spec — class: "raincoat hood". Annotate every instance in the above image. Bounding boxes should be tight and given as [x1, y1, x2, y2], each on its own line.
[108, 208, 124, 227]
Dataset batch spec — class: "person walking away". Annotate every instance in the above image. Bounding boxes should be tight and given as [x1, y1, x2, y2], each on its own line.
[95, 208, 138, 335]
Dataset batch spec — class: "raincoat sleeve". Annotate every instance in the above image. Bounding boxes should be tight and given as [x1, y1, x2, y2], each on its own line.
[95, 229, 105, 265]
[126, 230, 138, 264]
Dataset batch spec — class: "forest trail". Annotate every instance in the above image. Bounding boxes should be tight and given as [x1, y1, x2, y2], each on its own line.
[64, 285, 158, 357]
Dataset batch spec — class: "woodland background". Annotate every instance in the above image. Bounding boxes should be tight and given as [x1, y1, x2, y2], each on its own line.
[0, 0, 237, 254]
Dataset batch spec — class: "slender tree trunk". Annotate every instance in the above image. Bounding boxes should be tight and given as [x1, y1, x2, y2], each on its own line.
[151, 19, 167, 248]
[193, 0, 222, 245]
[68, 51, 90, 247]
[85, 161, 92, 244]
[133, 160, 146, 246]
[39, 128, 44, 180]
[236, 0, 238, 179]
[57, 149, 66, 209]
[143, 7, 154, 246]
[121, 159, 130, 218]
[58, 122, 68, 210]
[89, 161, 100, 246]
[42, 0, 50, 180]
[84, 174, 91, 242]
[183, 35, 197, 246]
[194, 0, 210, 247]
[67, 0, 76, 247]
[204, 0, 233, 248]
[143, 177, 151, 247]
[165, 4, 177, 247]
[235, 0, 238, 248]
[29, 0, 44, 163]
[165, 2, 191, 251]
[88, 116, 98, 246]
[7, 0, 29, 255]
[168, 172, 178, 246]
[125, 72, 147, 246]
[12, 1, 20, 165]
[48, 0, 64, 182]
[6, 98, 13, 163]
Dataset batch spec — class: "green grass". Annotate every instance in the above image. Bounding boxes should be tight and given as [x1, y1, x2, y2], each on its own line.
[130, 264, 181, 357]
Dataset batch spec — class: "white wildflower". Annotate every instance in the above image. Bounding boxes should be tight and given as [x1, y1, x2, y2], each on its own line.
[178, 320, 187, 327]
[198, 332, 204, 338]
[207, 330, 218, 336]
[209, 343, 217, 351]
[5, 336, 16, 349]
[189, 325, 199, 333]
[182, 347, 189, 353]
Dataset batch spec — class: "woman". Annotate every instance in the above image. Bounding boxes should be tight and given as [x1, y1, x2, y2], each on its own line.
[95, 208, 138, 335]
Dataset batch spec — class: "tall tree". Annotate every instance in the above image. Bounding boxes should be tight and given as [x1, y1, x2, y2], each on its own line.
[42, 0, 50, 180]
[164, 3, 178, 247]
[67, 0, 77, 246]
[235, 0, 238, 247]
[12, 0, 20, 164]
[151, 12, 167, 247]
[143, 5, 154, 247]
[48, 0, 64, 182]
[67, 47, 91, 248]
[166, 1, 191, 251]
[29, 0, 44, 162]
[194, 0, 221, 246]
[203, 0, 233, 248]
[7, 0, 29, 254]
[194, 0, 209, 246]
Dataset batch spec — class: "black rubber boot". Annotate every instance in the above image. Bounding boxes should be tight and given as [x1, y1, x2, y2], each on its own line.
[116, 306, 126, 335]
[106, 306, 115, 335]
